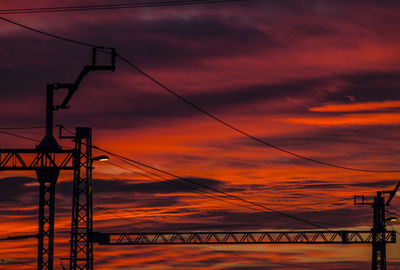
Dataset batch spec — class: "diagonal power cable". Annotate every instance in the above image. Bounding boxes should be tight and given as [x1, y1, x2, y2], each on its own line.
[1, 15, 399, 173]
[117, 54, 400, 173]
[1, 14, 397, 231]
[0, 0, 250, 15]
[93, 144, 332, 230]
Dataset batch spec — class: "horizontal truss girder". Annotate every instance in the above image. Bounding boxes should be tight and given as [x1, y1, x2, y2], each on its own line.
[0, 149, 74, 170]
[92, 231, 396, 245]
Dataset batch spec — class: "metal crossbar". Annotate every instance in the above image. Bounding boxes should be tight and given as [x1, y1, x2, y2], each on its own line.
[93, 231, 396, 245]
[0, 149, 74, 170]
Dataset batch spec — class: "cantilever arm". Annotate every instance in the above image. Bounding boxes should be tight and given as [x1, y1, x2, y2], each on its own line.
[385, 181, 400, 206]
[58, 65, 93, 109]
[56, 47, 116, 109]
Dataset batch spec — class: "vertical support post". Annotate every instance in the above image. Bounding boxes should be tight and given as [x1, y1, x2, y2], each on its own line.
[371, 191, 386, 270]
[70, 127, 93, 270]
[36, 83, 60, 270]
[37, 181, 57, 270]
[46, 84, 54, 138]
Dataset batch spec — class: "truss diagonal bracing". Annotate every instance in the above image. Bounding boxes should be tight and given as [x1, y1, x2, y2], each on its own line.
[70, 128, 94, 270]
[0, 149, 74, 170]
[92, 231, 396, 245]
[0, 148, 74, 270]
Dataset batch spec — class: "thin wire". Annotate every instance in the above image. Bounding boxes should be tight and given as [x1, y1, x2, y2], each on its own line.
[99, 162, 261, 229]
[0, 14, 395, 229]
[117, 55, 400, 173]
[0, 127, 336, 230]
[385, 209, 400, 217]
[0, 16, 99, 48]
[388, 224, 400, 237]
[103, 152, 263, 211]
[93, 144, 331, 230]
[0, 126, 45, 130]
[95, 165, 264, 231]
[0, 0, 249, 15]
[95, 206, 157, 232]
[104, 154, 264, 211]
[0, 130, 41, 142]
[300, 197, 352, 207]
[100, 156, 338, 229]
[0, 259, 36, 267]
[105, 160, 156, 179]
[104, 150, 343, 228]
[62, 126, 75, 135]
[0, 234, 37, 241]
[61, 126, 349, 229]
[1, 13, 399, 173]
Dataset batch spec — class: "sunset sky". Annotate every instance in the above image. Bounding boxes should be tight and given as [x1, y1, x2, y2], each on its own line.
[1, 0, 400, 269]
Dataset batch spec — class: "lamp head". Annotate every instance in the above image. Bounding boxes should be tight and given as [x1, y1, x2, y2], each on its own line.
[92, 155, 109, 162]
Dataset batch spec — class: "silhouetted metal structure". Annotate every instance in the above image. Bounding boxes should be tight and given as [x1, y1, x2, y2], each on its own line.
[0, 147, 74, 269]
[354, 181, 400, 270]
[69, 128, 94, 270]
[1, 47, 398, 270]
[92, 230, 396, 245]
[50, 48, 115, 270]
[90, 183, 400, 269]
[0, 48, 115, 270]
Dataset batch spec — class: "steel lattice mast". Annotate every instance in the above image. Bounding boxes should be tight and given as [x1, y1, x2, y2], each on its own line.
[0, 48, 115, 270]
[69, 128, 94, 270]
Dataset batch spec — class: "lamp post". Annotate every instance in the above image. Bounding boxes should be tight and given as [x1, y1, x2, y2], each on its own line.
[70, 129, 109, 270]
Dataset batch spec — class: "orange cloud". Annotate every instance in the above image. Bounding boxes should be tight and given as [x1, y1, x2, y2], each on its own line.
[286, 113, 400, 126]
[310, 100, 400, 112]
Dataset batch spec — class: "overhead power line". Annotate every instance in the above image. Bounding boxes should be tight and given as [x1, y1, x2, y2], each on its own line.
[93, 144, 332, 230]
[117, 55, 400, 173]
[105, 154, 266, 212]
[101, 147, 340, 229]
[0, 259, 36, 268]
[0, 16, 98, 48]
[1, 16, 399, 174]
[0, 0, 249, 15]
[0, 130, 41, 142]
[5, 126, 334, 230]
[0, 234, 38, 241]
[95, 206, 157, 232]
[0, 126, 45, 130]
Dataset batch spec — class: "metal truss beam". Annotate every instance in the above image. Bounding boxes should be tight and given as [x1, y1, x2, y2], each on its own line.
[37, 181, 56, 270]
[92, 230, 396, 245]
[70, 128, 93, 270]
[0, 149, 74, 170]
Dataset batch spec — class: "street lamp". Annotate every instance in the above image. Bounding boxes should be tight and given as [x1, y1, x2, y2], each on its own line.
[92, 155, 109, 162]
